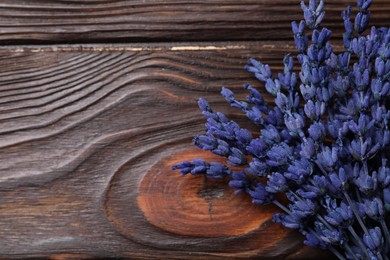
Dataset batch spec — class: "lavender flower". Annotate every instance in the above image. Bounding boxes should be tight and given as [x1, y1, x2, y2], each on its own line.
[173, 1, 390, 259]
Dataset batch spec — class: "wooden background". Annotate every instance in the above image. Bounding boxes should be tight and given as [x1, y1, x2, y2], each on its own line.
[0, 1, 388, 259]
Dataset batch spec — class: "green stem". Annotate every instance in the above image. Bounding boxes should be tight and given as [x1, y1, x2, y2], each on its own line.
[328, 245, 347, 260]
[343, 191, 369, 235]
[272, 200, 291, 214]
[307, 228, 346, 260]
[380, 218, 390, 253]
[376, 252, 384, 260]
[344, 243, 359, 260]
[347, 225, 369, 258]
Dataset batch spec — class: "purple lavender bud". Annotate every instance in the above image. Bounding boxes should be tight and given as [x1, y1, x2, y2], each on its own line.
[348, 114, 375, 136]
[273, 213, 301, 229]
[246, 58, 272, 83]
[355, 169, 378, 195]
[244, 84, 268, 109]
[360, 14, 371, 34]
[246, 138, 267, 158]
[265, 107, 284, 126]
[266, 143, 292, 167]
[317, 146, 338, 169]
[207, 162, 231, 178]
[215, 112, 229, 123]
[378, 165, 390, 187]
[212, 121, 238, 141]
[310, 67, 321, 84]
[332, 75, 350, 97]
[360, 0, 372, 10]
[245, 107, 263, 125]
[349, 139, 362, 160]
[266, 172, 288, 193]
[173, 159, 231, 179]
[374, 130, 387, 149]
[327, 53, 338, 68]
[285, 55, 294, 72]
[280, 129, 294, 143]
[325, 199, 353, 226]
[383, 188, 390, 208]
[292, 92, 300, 109]
[376, 59, 385, 77]
[304, 100, 317, 121]
[300, 84, 316, 100]
[235, 128, 253, 146]
[363, 227, 383, 252]
[308, 121, 326, 141]
[329, 173, 343, 190]
[221, 87, 249, 111]
[326, 119, 341, 139]
[304, 230, 324, 247]
[296, 189, 318, 199]
[285, 113, 305, 136]
[248, 182, 275, 204]
[301, 0, 325, 29]
[292, 20, 306, 35]
[193, 135, 217, 151]
[299, 59, 311, 84]
[290, 198, 316, 219]
[315, 87, 331, 102]
[352, 38, 363, 56]
[292, 21, 309, 52]
[212, 140, 230, 156]
[227, 147, 247, 166]
[261, 125, 281, 145]
[191, 158, 208, 173]
[285, 158, 313, 184]
[229, 171, 250, 193]
[339, 167, 350, 184]
[275, 92, 291, 112]
[354, 12, 363, 33]
[198, 98, 211, 112]
[362, 198, 384, 220]
[300, 138, 316, 159]
[265, 78, 281, 96]
[311, 175, 328, 194]
[248, 158, 268, 177]
[318, 28, 331, 46]
[311, 30, 320, 44]
[371, 79, 390, 100]
[342, 7, 354, 49]
[353, 64, 370, 91]
[308, 45, 327, 64]
[172, 160, 195, 175]
[315, 222, 345, 245]
[317, 48, 325, 63]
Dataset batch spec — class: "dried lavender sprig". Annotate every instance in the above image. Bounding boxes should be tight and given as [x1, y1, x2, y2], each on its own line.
[173, 0, 390, 259]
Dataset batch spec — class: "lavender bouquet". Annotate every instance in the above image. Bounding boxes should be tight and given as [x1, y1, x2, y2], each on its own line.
[173, 0, 390, 259]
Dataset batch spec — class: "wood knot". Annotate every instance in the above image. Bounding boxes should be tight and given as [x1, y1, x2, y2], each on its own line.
[198, 181, 225, 220]
[197, 183, 224, 201]
[135, 148, 277, 237]
[104, 145, 302, 253]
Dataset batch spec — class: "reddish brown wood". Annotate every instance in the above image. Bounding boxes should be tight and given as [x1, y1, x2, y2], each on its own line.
[0, 42, 336, 259]
[0, 0, 388, 44]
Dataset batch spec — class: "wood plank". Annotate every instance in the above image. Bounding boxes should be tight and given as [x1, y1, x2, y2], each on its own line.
[0, 42, 335, 259]
[0, 0, 388, 44]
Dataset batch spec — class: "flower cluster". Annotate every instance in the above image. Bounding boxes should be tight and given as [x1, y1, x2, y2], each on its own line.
[173, 0, 389, 259]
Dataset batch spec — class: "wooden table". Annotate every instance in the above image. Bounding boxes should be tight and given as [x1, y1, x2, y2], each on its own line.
[0, 1, 388, 259]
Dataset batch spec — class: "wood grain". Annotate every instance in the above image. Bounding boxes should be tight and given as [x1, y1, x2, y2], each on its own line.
[0, 0, 389, 44]
[0, 42, 335, 259]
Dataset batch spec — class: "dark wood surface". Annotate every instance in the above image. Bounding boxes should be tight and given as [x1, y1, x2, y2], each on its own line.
[0, 42, 336, 259]
[0, 0, 387, 259]
[0, 0, 389, 44]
